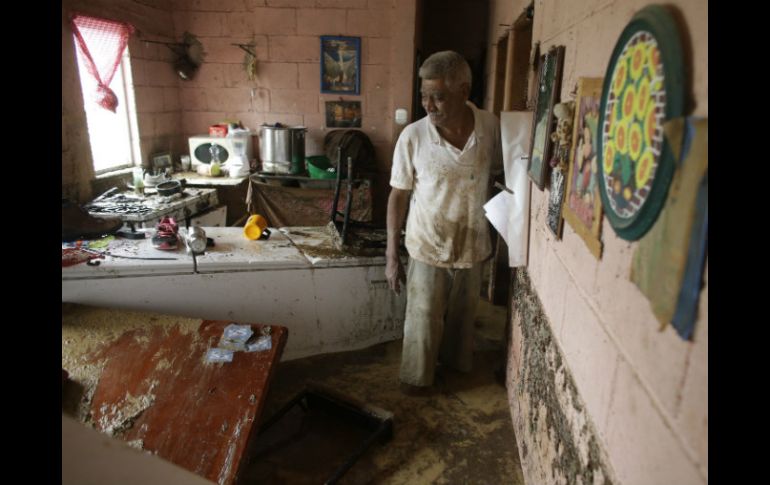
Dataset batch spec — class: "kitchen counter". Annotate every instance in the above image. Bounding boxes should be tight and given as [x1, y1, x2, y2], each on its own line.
[62, 227, 407, 360]
[172, 171, 249, 186]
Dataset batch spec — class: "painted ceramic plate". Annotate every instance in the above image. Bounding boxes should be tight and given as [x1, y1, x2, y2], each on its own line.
[597, 5, 684, 240]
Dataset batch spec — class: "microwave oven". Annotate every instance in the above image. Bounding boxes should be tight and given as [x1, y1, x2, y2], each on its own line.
[188, 135, 253, 167]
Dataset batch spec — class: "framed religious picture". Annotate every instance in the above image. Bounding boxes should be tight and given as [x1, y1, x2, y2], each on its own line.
[547, 165, 567, 237]
[325, 100, 362, 128]
[597, 5, 685, 241]
[562, 78, 605, 258]
[528, 45, 565, 191]
[320, 36, 361, 95]
[546, 101, 575, 239]
[151, 152, 173, 172]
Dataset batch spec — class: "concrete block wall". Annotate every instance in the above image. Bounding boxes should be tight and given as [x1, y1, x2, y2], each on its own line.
[129, 35, 185, 166]
[170, 0, 403, 170]
[63, 0, 417, 220]
[488, 1, 708, 484]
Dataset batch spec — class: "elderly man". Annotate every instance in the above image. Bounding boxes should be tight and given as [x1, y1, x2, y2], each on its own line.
[386, 51, 502, 391]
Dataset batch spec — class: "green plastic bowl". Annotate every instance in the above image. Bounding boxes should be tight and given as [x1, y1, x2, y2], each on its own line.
[306, 155, 337, 179]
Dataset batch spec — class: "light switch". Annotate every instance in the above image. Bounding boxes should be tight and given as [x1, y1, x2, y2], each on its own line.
[395, 108, 408, 125]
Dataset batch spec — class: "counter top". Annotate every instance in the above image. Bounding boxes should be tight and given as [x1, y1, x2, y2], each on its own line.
[62, 225, 394, 279]
[191, 227, 311, 272]
[172, 171, 248, 186]
[62, 228, 193, 279]
[279, 226, 388, 267]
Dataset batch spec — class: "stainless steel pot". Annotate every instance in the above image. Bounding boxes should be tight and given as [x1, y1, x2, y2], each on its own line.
[259, 125, 307, 174]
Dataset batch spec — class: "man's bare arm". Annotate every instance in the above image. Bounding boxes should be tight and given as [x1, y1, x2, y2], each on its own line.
[385, 188, 410, 294]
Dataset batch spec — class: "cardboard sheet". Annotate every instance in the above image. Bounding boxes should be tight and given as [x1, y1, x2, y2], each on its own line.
[630, 117, 708, 338]
[489, 111, 533, 267]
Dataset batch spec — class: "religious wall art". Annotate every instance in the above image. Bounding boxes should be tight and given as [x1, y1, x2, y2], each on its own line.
[151, 152, 173, 172]
[562, 77, 605, 258]
[528, 45, 565, 191]
[321, 36, 361, 95]
[597, 5, 685, 241]
[546, 101, 574, 238]
[325, 100, 362, 128]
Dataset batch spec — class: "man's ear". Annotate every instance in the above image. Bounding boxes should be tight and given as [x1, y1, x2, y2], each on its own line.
[460, 82, 471, 99]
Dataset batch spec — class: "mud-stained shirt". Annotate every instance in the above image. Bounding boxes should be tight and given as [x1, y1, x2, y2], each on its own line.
[390, 101, 502, 269]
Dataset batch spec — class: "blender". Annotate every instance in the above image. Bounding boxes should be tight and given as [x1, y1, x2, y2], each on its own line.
[226, 129, 251, 177]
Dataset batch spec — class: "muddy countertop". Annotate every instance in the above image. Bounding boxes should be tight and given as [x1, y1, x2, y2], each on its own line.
[63, 226, 399, 279]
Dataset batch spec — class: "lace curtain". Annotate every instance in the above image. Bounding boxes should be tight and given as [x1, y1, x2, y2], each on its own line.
[71, 14, 135, 112]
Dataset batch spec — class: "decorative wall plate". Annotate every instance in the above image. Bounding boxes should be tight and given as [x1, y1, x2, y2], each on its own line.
[597, 5, 684, 240]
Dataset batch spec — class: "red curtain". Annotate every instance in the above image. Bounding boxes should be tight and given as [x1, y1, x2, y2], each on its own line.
[71, 15, 135, 112]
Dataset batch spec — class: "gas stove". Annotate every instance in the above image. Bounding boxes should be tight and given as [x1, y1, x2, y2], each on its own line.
[85, 188, 219, 228]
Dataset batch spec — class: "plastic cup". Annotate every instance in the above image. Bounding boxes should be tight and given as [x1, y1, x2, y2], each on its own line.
[132, 167, 145, 194]
[243, 214, 268, 240]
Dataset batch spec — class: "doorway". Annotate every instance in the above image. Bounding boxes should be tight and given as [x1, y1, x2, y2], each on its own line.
[412, 0, 491, 121]
[487, 4, 533, 305]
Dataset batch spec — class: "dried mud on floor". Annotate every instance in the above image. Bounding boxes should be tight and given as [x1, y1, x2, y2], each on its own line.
[242, 329, 525, 485]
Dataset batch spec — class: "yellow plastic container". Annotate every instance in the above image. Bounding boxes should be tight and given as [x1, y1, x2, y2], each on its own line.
[243, 214, 268, 240]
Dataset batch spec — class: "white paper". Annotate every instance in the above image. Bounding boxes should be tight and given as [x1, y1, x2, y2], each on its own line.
[484, 191, 513, 245]
[501, 111, 533, 267]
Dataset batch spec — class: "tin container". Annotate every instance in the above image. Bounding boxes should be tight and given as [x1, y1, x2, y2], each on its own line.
[186, 226, 208, 254]
[259, 125, 306, 174]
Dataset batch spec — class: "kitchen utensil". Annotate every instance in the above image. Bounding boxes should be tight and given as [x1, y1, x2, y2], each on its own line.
[259, 124, 307, 174]
[116, 222, 146, 240]
[156, 179, 186, 197]
[306, 155, 336, 179]
[243, 214, 269, 240]
[186, 226, 207, 254]
[144, 170, 170, 187]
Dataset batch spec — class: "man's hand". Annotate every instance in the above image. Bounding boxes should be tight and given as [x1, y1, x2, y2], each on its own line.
[386, 256, 406, 295]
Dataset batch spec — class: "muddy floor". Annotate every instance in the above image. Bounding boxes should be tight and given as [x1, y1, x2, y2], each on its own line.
[241, 300, 525, 485]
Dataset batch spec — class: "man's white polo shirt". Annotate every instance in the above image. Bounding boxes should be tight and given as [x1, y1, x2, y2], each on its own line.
[390, 101, 502, 269]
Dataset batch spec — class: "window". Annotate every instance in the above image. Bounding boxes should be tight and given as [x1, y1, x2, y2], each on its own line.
[72, 16, 140, 174]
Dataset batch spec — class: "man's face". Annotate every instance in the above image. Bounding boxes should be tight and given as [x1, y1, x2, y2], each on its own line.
[421, 78, 468, 128]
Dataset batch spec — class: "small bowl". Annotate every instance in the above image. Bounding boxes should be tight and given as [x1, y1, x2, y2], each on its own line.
[156, 179, 186, 197]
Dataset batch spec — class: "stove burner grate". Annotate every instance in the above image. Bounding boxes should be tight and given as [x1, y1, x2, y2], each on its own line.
[86, 203, 154, 215]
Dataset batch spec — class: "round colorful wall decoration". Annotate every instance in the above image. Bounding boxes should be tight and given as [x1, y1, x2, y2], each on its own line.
[597, 5, 685, 240]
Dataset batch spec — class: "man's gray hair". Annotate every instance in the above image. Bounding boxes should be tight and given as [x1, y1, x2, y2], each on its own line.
[418, 51, 472, 91]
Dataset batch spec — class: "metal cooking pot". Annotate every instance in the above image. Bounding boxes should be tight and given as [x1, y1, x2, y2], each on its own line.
[156, 179, 186, 197]
[259, 124, 307, 174]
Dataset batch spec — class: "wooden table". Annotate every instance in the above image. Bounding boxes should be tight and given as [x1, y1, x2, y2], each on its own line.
[62, 305, 287, 485]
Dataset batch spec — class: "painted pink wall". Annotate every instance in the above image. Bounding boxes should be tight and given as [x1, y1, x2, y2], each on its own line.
[62, 0, 417, 219]
[170, 0, 415, 220]
[488, 1, 708, 484]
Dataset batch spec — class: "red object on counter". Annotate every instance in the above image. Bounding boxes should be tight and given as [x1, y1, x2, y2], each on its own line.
[62, 247, 103, 267]
[209, 124, 228, 137]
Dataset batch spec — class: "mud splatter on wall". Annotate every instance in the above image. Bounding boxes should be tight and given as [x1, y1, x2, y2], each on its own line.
[509, 268, 616, 485]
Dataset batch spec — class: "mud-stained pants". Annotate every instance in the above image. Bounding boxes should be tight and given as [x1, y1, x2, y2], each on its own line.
[399, 258, 482, 387]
